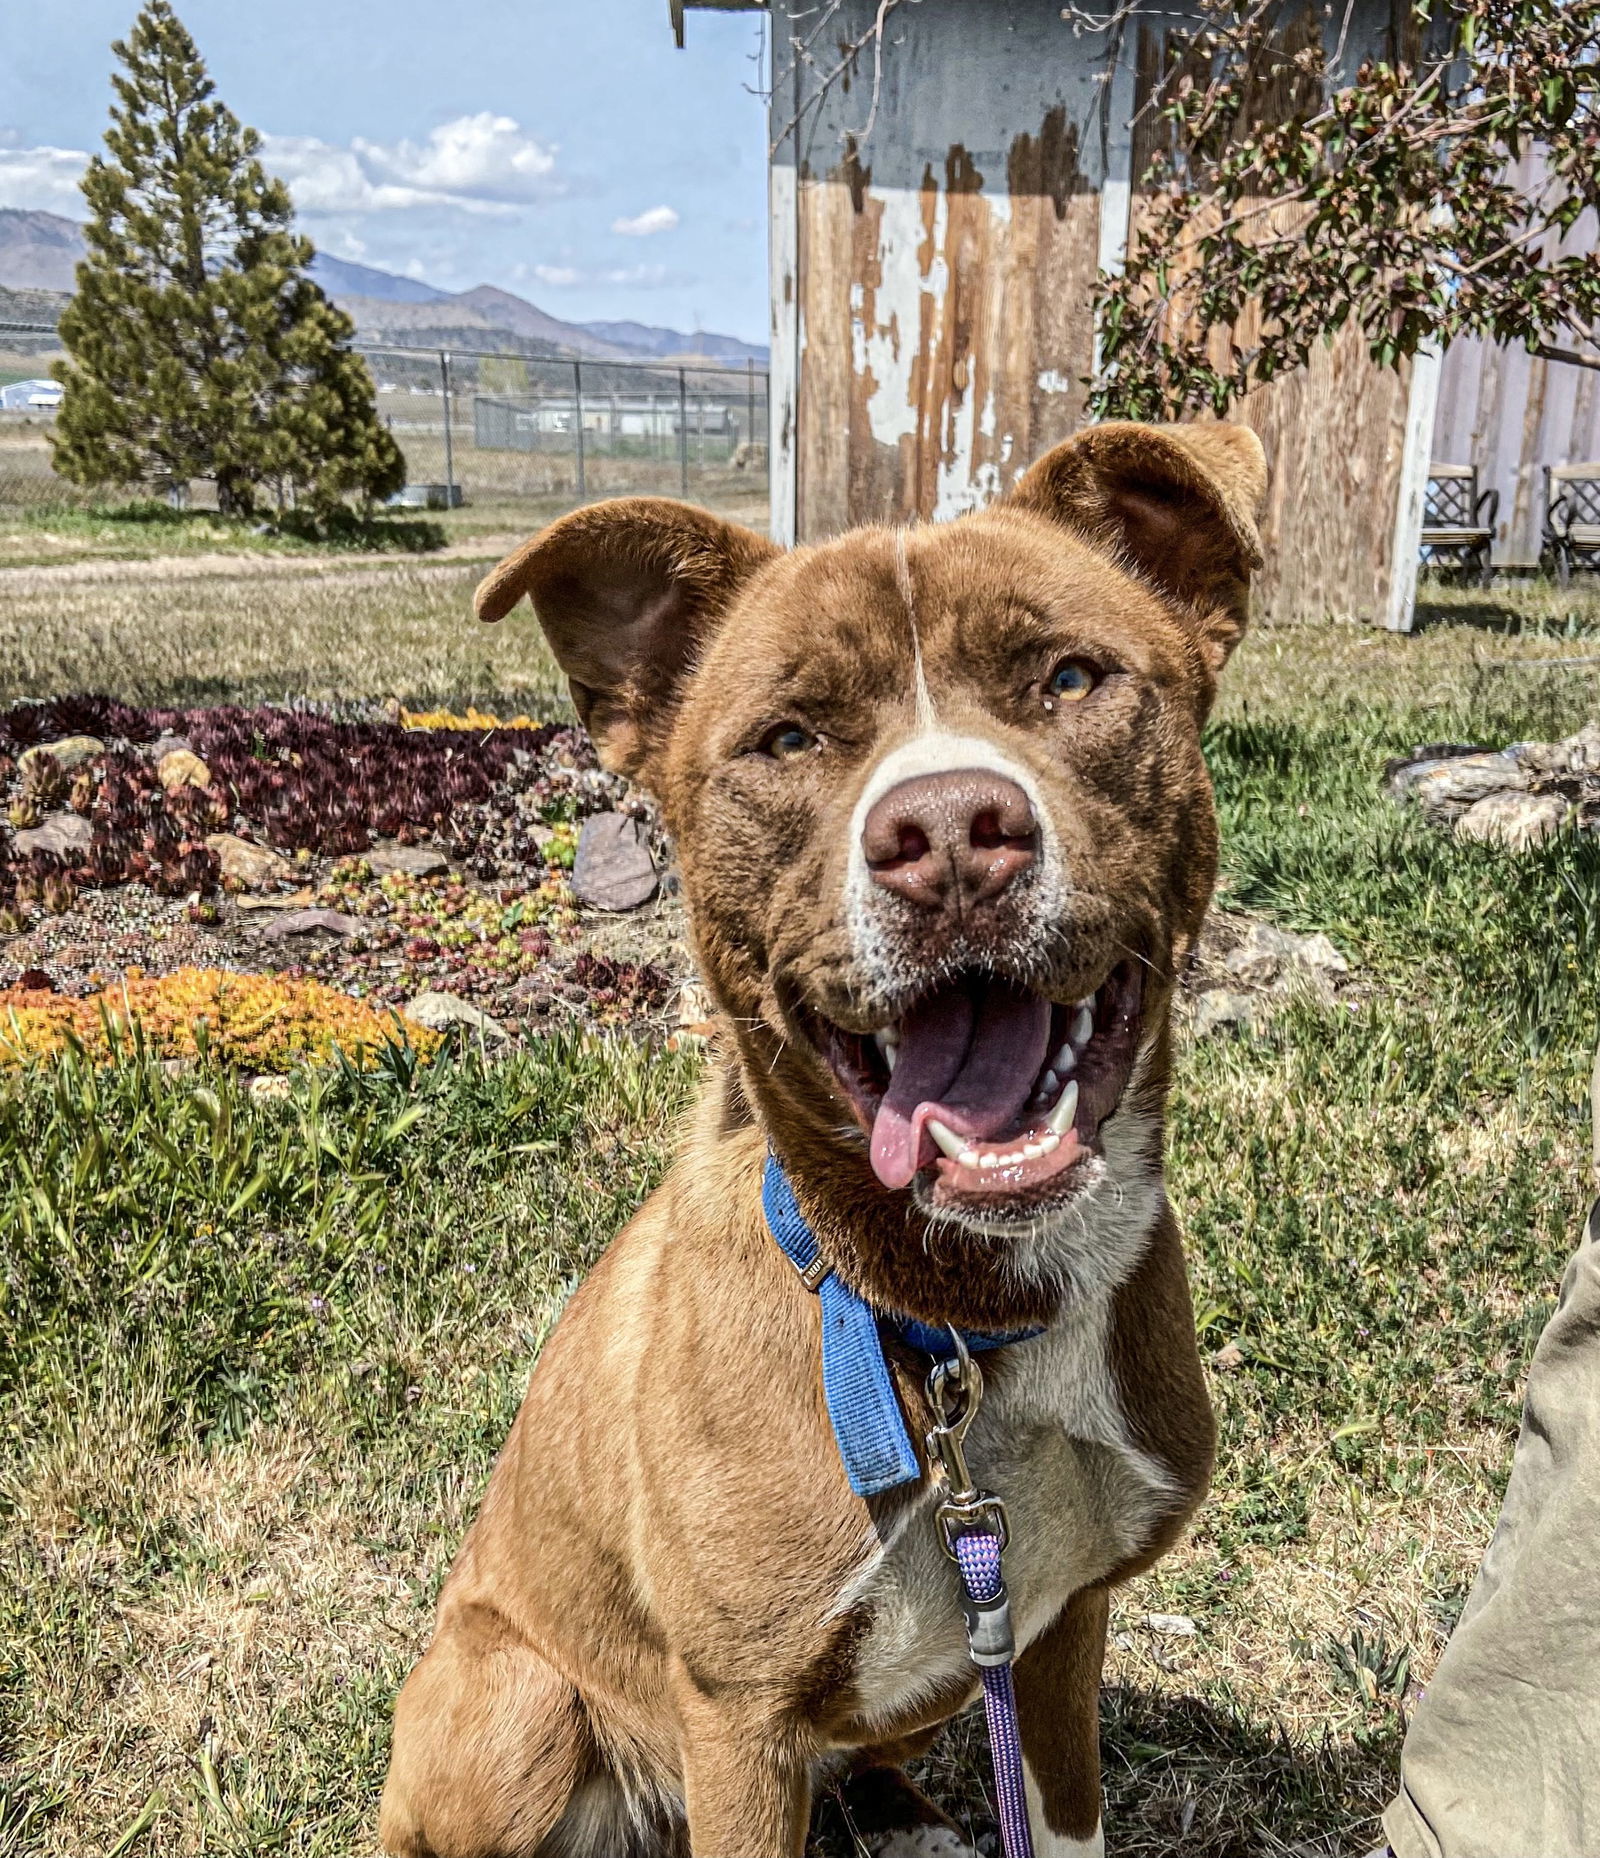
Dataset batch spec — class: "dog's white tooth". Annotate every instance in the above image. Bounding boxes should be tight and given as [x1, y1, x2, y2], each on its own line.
[1022, 1141, 1043, 1160]
[926, 1117, 966, 1161]
[873, 1030, 899, 1073]
[979, 1151, 999, 1168]
[1070, 1004, 1094, 1048]
[958, 1148, 979, 1168]
[1038, 1131, 1060, 1154]
[1037, 1069, 1059, 1102]
[1047, 1078, 1080, 1136]
[1051, 1042, 1077, 1075]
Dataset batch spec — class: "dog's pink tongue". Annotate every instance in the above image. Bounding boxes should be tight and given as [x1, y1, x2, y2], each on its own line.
[869, 985, 1053, 1189]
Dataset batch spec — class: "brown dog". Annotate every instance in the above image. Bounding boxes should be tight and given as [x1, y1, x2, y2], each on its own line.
[379, 420, 1268, 1858]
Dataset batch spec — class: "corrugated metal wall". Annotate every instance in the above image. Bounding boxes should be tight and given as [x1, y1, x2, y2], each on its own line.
[1430, 151, 1599, 569]
[769, 0, 1431, 624]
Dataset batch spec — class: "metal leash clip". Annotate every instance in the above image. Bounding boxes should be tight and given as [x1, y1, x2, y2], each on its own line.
[926, 1327, 1016, 1671]
[925, 1327, 1011, 1561]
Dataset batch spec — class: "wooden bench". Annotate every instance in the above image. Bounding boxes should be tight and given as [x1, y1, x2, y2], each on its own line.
[1544, 464, 1600, 585]
[1420, 464, 1499, 585]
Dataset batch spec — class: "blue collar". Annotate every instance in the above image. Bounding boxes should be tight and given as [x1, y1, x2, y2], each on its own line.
[762, 1154, 1041, 1497]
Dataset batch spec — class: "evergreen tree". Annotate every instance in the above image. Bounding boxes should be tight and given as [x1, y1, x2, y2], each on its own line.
[54, 1, 404, 517]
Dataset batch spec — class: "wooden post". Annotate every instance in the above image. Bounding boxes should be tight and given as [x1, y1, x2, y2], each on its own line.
[1092, 22, 1137, 378]
[768, 133, 800, 544]
[1385, 346, 1443, 632]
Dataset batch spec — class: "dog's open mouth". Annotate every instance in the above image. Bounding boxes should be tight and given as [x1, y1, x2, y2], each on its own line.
[812, 961, 1144, 1204]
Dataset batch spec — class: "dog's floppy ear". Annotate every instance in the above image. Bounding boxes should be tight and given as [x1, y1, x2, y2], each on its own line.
[476, 497, 780, 781]
[1009, 422, 1268, 671]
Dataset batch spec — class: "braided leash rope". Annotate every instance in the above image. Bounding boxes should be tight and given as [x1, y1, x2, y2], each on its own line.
[951, 1528, 1035, 1858]
[925, 1339, 1036, 1858]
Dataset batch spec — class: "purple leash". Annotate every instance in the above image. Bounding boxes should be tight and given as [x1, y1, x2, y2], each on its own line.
[925, 1338, 1035, 1858]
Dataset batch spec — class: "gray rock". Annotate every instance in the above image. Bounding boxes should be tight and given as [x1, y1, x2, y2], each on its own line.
[157, 748, 211, 793]
[365, 841, 448, 879]
[14, 811, 94, 858]
[19, 736, 104, 779]
[260, 907, 366, 940]
[1389, 752, 1528, 823]
[1191, 989, 1267, 1037]
[147, 734, 194, 762]
[403, 990, 509, 1039]
[1454, 790, 1569, 851]
[1226, 922, 1351, 987]
[206, 832, 295, 891]
[571, 811, 657, 911]
[1509, 721, 1600, 776]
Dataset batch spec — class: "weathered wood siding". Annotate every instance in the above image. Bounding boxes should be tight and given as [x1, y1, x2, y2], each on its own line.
[769, 0, 1430, 624]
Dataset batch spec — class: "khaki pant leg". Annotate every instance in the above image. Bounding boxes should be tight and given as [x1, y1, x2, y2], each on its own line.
[1384, 1202, 1600, 1858]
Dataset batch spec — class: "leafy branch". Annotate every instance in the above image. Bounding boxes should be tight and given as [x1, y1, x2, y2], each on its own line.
[1092, 0, 1600, 421]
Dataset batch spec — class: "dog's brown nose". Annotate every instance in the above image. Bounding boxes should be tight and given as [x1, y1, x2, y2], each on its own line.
[862, 770, 1037, 912]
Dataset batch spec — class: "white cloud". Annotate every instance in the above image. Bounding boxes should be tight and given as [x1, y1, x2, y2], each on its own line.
[532, 261, 681, 290]
[0, 145, 89, 216]
[365, 113, 558, 202]
[611, 204, 678, 237]
[261, 113, 560, 218]
[0, 115, 562, 225]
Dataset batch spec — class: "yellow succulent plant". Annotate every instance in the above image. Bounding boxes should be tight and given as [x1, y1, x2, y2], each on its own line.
[0, 968, 442, 1072]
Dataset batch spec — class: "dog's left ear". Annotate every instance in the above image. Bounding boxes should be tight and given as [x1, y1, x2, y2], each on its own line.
[475, 497, 780, 782]
[1009, 421, 1268, 671]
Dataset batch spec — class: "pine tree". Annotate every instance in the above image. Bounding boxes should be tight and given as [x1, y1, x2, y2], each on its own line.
[53, 1, 404, 518]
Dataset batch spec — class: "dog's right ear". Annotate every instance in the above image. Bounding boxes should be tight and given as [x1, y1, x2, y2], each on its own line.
[475, 497, 780, 783]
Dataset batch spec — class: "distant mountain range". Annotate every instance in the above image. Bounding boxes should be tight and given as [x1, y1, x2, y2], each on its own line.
[0, 209, 768, 366]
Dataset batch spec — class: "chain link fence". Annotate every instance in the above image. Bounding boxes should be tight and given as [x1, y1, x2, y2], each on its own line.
[0, 323, 771, 534]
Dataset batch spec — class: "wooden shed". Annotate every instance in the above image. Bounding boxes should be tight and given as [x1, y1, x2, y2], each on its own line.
[677, 0, 1588, 626]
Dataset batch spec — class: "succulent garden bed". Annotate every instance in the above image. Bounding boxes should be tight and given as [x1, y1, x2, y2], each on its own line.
[0, 695, 689, 1063]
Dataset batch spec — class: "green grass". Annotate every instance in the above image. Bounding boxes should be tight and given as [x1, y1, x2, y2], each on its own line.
[3, 579, 1600, 1854]
[0, 1035, 699, 1858]
[0, 502, 449, 568]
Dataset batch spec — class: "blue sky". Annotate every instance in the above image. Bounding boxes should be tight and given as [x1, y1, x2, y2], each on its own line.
[0, 0, 771, 341]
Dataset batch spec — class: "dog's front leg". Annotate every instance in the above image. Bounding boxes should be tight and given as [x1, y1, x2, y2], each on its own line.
[670, 1660, 812, 1857]
[1013, 1585, 1110, 1858]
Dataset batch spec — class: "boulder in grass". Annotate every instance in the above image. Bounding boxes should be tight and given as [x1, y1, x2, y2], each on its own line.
[366, 841, 449, 880]
[1391, 751, 1529, 823]
[1509, 722, 1600, 777]
[1191, 989, 1268, 1038]
[404, 990, 509, 1040]
[1226, 922, 1351, 989]
[206, 832, 295, 892]
[14, 811, 94, 858]
[1454, 790, 1569, 852]
[571, 811, 657, 912]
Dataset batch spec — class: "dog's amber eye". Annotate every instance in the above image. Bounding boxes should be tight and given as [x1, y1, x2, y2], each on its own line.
[1046, 660, 1096, 703]
[764, 723, 818, 759]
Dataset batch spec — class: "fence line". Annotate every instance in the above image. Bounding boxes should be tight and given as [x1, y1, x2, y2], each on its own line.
[0, 323, 772, 524]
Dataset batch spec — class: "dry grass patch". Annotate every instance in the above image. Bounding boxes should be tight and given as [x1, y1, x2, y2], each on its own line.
[0, 559, 569, 714]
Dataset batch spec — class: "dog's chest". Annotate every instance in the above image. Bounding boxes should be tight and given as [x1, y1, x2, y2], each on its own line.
[834, 1302, 1173, 1736]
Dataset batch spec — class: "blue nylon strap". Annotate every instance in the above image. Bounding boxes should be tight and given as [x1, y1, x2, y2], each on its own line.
[761, 1155, 1040, 1498]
